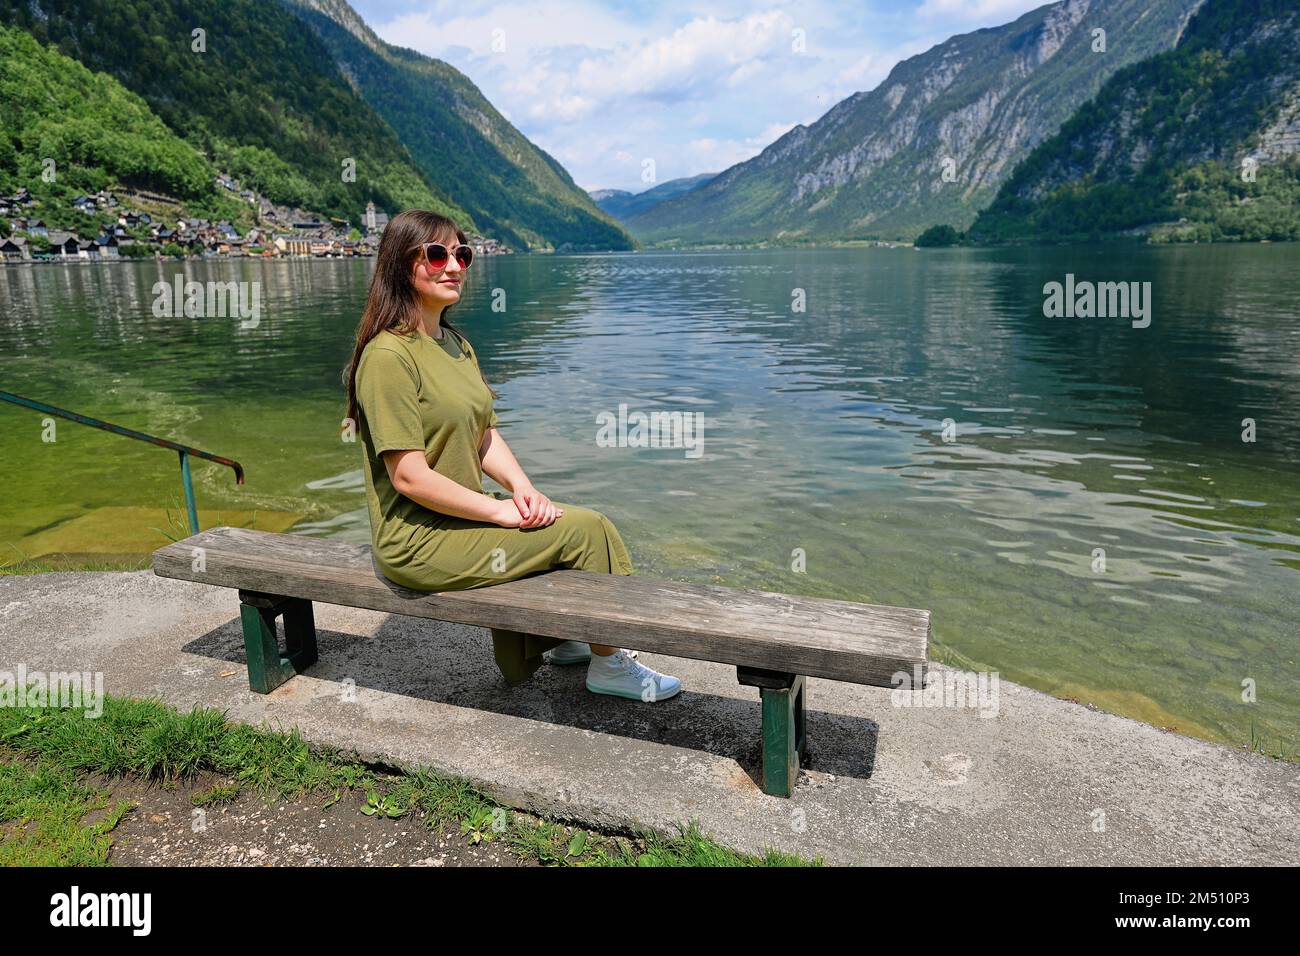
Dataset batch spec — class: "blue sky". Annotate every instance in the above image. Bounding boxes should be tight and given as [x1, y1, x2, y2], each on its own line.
[350, 0, 1047, 194]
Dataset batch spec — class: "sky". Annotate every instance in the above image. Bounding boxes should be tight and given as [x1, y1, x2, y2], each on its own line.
[349, 0, 1048, 194]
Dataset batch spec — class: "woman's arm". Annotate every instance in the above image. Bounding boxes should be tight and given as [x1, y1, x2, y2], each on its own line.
[479, 427, 529, 493]
[383, 449, 521, 527]
[479, 428, 561, 528]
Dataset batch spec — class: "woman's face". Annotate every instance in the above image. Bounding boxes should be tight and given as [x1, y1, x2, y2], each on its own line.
[410, 232, 466, 308]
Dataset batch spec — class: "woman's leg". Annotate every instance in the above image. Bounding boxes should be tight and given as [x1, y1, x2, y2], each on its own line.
[384, 502, 634, 592]
[382, 503, 680, 693]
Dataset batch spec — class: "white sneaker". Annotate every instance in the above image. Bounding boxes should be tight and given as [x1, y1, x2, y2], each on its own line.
[546, 642, 637, 665]
[546, 640, 591, 664]
[586, 650, 681, 702]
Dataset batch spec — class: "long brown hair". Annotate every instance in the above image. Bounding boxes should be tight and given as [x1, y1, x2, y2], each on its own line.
[343, 209, 495, 426]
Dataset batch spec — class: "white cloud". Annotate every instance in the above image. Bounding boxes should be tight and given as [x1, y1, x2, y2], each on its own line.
[517, 11, 799, 122]
[835, 52, 879, 88]
[359, 0, 1053, 192]
[380, 2, 637, 59]
[662, 118, 806, 182]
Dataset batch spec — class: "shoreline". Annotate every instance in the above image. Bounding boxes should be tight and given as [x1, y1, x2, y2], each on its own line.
[7, 238, 1299, 265]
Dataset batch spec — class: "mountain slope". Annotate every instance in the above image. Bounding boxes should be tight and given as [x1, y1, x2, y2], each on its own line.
[591, 173, 718, 222]
[968, 0, 1300, 243]
[0, 0, 471, 226]
[283, 0, 634, 251]
[0, 24, 262, 239]
[628, 0, 1202, 245]
[0, 26, 211, 203]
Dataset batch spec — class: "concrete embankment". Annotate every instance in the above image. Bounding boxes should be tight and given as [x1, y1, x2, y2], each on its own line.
[1, 571, 1295, 865]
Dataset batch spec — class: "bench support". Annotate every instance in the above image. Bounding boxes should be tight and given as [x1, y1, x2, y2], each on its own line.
[238, 590, 318, 693]
[737, 667, 807, 797]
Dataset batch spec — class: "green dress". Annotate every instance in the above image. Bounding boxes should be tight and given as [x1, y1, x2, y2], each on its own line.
[355, 325, 634, 683]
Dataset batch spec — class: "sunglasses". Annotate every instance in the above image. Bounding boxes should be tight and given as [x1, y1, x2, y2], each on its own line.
[416, 241, 474, 270]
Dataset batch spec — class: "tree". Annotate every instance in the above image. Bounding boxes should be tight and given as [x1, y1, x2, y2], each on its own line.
[915, 224, 962, 247]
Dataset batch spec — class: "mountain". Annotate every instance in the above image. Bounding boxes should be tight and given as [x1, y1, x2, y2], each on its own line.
[282, 0, 634, 251]
[627, 0, 1202, 246]
[0, 26, 213, 205]
[967, 0, 1300, 243]
[0, 22, 267, 240]
[0, 0, 474, 227]
[590, 173, 718, 221]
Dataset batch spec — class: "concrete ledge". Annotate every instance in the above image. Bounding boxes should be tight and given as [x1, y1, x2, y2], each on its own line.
[1, 571, 1295, 865]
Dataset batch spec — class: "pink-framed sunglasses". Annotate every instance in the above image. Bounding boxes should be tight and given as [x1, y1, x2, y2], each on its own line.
[414, 241, 473, 270]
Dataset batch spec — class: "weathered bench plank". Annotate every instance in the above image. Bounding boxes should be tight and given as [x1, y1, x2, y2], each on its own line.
[153, 526, 929, 688]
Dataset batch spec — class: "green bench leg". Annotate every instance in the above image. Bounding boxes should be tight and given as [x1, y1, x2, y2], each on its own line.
[238, 590, 318, 694]
[737, 668, 807, 797]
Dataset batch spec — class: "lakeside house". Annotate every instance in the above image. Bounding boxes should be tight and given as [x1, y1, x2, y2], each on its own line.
[9, 218, 48, 238]
[47, 232, 81, 258]
[0, 237, 29, 261]
[1, 188, 36, 221]
[274, 234, 312, 256]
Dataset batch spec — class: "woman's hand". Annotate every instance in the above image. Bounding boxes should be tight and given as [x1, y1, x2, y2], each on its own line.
[511, 484, 562, 529]
[490, 497, 524, 527]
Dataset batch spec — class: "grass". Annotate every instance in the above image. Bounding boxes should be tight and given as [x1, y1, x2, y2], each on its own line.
[0, 549, 152, 575]
[1248, 721, 1298, 763]
[149, 497, 196, 544]
[0, 558, 152, 575]
[0, 759, 131, 865]
[0, 694, 819, 868]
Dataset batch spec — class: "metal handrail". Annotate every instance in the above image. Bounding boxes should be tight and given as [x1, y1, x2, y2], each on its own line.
[0, 389, 244, 535]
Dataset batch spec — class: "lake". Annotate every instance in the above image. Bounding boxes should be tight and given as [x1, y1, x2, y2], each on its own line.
[1, 244, 1297, 753]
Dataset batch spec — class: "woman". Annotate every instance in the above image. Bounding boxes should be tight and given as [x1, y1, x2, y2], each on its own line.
[343, 210, 680, 702]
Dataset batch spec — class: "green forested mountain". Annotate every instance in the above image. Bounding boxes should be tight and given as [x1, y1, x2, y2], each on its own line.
[0, 25, 251, 232]
[0, 0, 473, 227]
[627, 0, 1201, 246]
[0, 26, 207, 202]
[283, 0, 634, 252]
[967, 0, 1300, 243]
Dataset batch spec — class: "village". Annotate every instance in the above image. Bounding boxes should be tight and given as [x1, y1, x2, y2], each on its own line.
[0, 176, 511, 264]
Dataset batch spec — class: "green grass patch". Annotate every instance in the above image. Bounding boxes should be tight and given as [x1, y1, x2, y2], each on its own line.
[0, 695, 819, 867]
[0, 758, 131, 866]
[0, 554, 153, 575]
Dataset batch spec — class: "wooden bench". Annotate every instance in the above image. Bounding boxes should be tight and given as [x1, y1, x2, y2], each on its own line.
[153, 526, 930, 797]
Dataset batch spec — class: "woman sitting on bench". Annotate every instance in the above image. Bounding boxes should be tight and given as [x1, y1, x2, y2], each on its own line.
[343, 209, 681, 703]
